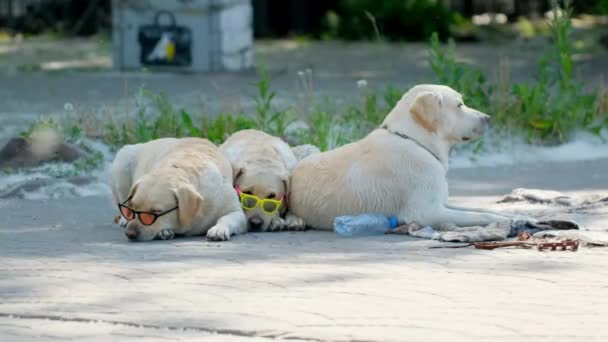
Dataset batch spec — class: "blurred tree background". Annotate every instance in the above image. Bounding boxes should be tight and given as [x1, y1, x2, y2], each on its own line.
[0, 0, 111, 35]
[253, 0, 608, 41]
[0, 0, 606, 40]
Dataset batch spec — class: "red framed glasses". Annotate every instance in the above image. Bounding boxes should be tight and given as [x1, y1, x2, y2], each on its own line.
[118, 196, 178, 226]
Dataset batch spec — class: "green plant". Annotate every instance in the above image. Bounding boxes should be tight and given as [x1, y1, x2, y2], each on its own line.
[383, 85, 402, 109]
[322, 11, 342, 40]
[20, 117, 61, 138]
[201, 113, 256, 145]
[428, 1, 607, 143]
[339, 85, 402, 141]
[99, 86, 261, 150]
[252, 68, 293, 137]
[429, 32, 491, 111]
[252, 68, 274, 131]
[70, 150, 104, 175]
[308, 109, 334, 151]
[179, 110, 201, 137]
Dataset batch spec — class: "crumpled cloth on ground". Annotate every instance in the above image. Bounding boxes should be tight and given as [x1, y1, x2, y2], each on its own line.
[498, 188, 608, 207]
[389, 188, 608, 246]
[400, 220, 579, 243]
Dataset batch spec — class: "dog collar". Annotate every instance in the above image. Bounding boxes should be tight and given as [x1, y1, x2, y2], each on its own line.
[382, 126, 442, 164]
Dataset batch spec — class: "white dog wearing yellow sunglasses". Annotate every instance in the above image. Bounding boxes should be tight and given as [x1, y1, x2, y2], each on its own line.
[111, 137, 247, 242]
[219, 130, 302, 232]
[289, 84, 516, 230]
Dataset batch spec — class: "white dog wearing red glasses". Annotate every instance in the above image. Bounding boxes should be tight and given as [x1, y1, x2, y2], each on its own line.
[111, 137, 246, 242]
[219, 130, 305, 232]
[289, 84, 518, 230]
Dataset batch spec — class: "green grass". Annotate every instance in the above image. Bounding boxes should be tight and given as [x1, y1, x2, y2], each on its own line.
[9, 76, 400, 177]
[97, 83, 399, 152]
[429, 2, 608, 144]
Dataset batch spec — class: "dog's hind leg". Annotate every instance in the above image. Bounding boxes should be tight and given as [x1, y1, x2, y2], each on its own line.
[431, 205, 513, 228]
[445, 204, 536, 222]
[445, 204, 515, 219]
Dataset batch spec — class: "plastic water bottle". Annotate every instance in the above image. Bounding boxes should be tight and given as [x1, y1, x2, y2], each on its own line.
[334, 214, 399, 237]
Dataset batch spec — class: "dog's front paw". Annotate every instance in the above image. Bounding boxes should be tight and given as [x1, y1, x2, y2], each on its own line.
[206, 225, 232, 241]
[285, 214, 306, 231]
[156, 228, 175, 240]
[267, 217, 287, 232]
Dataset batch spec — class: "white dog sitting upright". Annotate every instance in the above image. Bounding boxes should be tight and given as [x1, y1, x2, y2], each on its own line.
[111, 137, 246, 241]
[289, 84, 514, 230]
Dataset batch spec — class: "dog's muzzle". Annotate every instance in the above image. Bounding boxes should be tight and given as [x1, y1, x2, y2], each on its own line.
[125, 227, 139, 240]
[248, 217, 264, 231]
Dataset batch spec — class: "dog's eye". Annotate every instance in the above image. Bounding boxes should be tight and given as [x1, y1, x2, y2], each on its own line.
[458, 103, 464, 108]
[242, 190, 252, 195]
[267, 193, 276, 199]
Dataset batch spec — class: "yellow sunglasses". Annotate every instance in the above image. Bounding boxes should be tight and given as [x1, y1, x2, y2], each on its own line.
[235, 186, 284, 215]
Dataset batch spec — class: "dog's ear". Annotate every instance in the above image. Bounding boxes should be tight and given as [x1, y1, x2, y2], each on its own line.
[233, 165, 244, 185]
[410, 91, 442, 133]
[281, 173, 290, 196]
[125, 181, 140, 203]
[173, 184, 204, 227]
[280, 173, 290, 210]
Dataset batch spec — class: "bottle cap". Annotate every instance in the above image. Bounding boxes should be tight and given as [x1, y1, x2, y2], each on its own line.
[387, 216, 398, 229]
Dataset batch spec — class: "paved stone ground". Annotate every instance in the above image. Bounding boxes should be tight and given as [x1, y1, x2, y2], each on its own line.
[1, 158, 608, 341]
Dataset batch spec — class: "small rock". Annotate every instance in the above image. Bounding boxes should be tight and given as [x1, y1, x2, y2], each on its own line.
[0, 137, 36, 168]
[56, 143, 83, 162]
[0, 135, 84, 169]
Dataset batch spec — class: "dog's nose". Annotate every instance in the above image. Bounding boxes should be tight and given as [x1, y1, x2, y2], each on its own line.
[125, 228, 139, 240]
[248, 217, 263, 232]
[481, 115, 491, 123]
